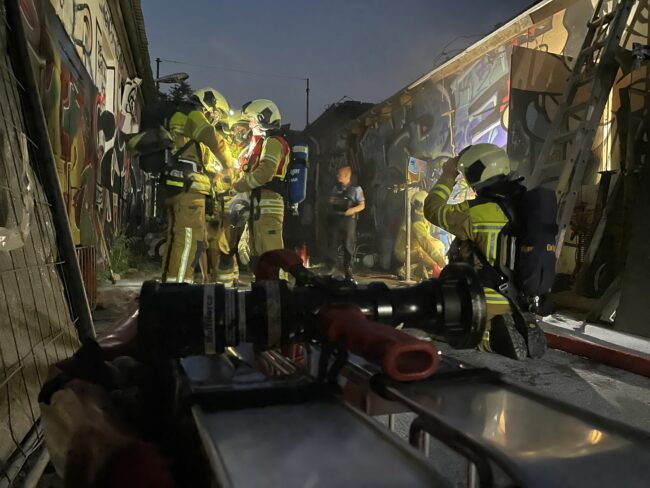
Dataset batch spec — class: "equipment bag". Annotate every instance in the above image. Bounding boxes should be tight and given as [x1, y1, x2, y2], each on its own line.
[160, 140, 206, 196]
[126, 100, 195, 174]
[126, 126, 174, 174]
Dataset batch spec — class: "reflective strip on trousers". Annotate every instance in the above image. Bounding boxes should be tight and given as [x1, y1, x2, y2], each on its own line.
[178, 227, 193, 283]
[216, 271, 235, 287]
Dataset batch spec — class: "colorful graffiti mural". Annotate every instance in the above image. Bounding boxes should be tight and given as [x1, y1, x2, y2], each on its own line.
[336, 0, 596, 265]
[19, 0, 145, 246]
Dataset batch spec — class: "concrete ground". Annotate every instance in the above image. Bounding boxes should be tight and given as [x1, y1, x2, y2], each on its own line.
[350, 270, 650, 485]
[374, 342, 650, 486]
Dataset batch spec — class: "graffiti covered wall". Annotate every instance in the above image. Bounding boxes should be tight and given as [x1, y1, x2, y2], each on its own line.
[19, 0, 146, 246]
[338, 0, 596, 265]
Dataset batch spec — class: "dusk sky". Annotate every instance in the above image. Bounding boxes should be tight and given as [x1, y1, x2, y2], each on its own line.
[142, 0, 535, 129]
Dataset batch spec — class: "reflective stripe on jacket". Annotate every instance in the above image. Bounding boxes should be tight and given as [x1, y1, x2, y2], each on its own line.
[168, 110, 232, 170]
[164, 110, 232, 195]
[424, 173, 510, 305]
[234, 136, 290, 193]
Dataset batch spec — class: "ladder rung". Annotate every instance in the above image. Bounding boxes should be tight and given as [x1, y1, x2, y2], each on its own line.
[553, 130, 580, 144]
[563, 102, 589, 115]
[588, 11, 616, 29]
[581, 40, 607, 57]
[539, 160, 567, 172]
[572, 72, 596, 86]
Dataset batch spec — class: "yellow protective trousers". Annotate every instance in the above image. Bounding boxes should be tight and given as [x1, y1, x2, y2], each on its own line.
[207, 214, 238, 286]
[250, 191, 285, 257]
[162, 192, 206, 283]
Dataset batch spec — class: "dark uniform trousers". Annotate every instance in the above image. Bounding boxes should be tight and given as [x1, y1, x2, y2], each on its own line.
[328, 215, 356, 273]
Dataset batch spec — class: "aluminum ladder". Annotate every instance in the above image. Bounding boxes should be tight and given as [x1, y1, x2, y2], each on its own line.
[528, 0, 636, 247]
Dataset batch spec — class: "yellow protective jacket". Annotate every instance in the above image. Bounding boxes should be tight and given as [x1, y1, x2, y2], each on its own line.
[233, 136, 290, 216]
[165, 110, 233, 195]
[423, 173, 510, 307]
[394, 218, 446, 269]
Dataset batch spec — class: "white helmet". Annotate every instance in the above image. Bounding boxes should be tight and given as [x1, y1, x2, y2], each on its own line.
[457, 143, 510, 187]
[241, 99, 281, 131]
[190, 87, 230, 125]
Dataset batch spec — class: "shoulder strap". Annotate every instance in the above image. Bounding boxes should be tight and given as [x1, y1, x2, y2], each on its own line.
[469, 241, 507, 287]
[468, 240, 520, 307]
[171, 139, 195, 159]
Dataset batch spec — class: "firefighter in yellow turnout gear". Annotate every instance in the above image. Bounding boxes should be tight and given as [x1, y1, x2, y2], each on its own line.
[394, 191, 446, 281]
[207, 111, 252, 285]
[233, 100, 290, 266]
[208, 173, 242, 285]
[162, 88, 233, 284]
[423, 144, 528, 359]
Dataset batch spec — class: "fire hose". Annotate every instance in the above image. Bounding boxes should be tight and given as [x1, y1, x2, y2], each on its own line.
[137, 250, 486, 381]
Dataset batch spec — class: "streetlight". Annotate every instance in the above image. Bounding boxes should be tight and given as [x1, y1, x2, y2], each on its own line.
[156, 72, 190, 85]
[155, 57, 189, 89]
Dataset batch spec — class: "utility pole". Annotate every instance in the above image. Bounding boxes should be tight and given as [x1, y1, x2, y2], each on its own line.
[156, 57, 161, 90]
[305, 77, 310, 128]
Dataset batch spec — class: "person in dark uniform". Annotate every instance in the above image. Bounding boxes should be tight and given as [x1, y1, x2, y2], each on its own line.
[326, 166, 365, 278]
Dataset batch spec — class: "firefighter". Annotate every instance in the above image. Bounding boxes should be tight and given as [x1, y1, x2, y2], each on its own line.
[209, 110, 252, 285]
[423, 144, 528, 359]
[223, 109, 251, 168]
[161, 87, 233, 284]
[394, 191, 446, 281]
[233, 99, 290, 268]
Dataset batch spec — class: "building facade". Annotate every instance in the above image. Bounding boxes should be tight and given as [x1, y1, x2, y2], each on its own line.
[328, 0, 648, 290]
[20, 0, 155, 247]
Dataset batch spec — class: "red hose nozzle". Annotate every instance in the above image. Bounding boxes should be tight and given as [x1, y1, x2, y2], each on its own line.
[319, 305, 439, 382]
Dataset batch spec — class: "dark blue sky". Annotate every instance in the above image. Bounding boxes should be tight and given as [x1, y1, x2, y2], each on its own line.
[142, 0, 534, 129]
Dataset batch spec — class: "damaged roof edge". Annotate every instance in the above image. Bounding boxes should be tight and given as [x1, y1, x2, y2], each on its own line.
[353, 0, 578, 127]
[114, 0, 157, 104]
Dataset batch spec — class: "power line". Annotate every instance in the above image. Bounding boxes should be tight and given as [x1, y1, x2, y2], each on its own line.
[160, 58, 308, 82]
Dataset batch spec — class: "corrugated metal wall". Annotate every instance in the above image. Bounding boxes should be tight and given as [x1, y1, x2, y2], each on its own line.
[0, 3, 79, 483]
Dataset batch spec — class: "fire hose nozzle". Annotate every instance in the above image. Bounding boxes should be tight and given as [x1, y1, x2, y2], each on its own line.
[319, 305, 440, 382]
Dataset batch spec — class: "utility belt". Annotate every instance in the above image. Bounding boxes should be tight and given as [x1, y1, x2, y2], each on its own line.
[208, 190, 234, 218]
